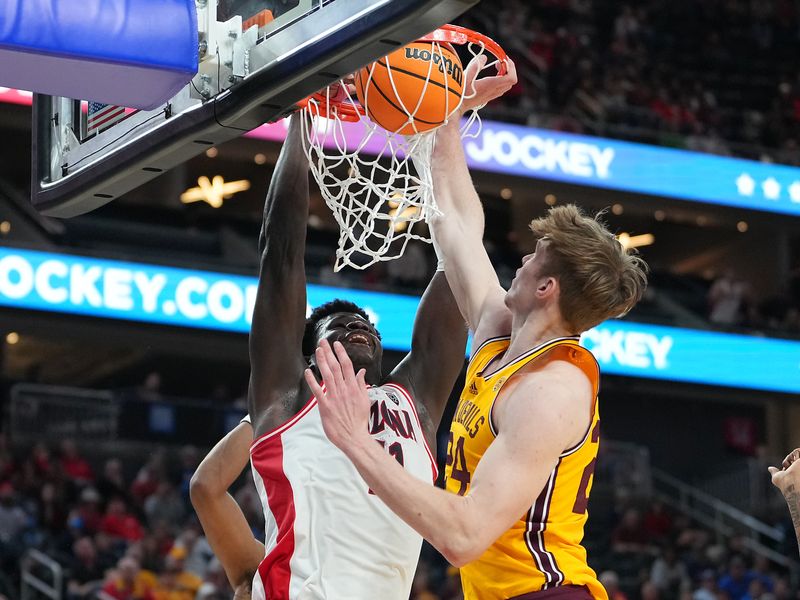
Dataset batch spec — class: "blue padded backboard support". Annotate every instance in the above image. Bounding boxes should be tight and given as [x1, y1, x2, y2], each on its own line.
[0, 0, 197, 110]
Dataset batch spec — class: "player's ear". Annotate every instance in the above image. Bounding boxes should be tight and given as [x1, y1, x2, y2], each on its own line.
[536, 276, 557, 297]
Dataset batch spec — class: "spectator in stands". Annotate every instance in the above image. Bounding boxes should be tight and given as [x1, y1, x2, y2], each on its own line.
[195, 558, 230, 600]
[172, 523, 213, 578]
[744, 578, 774, 600]
[641, 580, 661, 600]
[708, 270, 751, 327]
[152, 546, 202, 600]
[149, 520, 177, 560]
[751, 556, 776, 592]
[97, 458, 128, 504]
[31, 441, 52, 476]
[69, 487, 103, 535]
[93, 530, 119, 570]
[600, 570, 629, 600]
[718, 555, 757, 600]
[643, 501, 673, 544]
[650, 545, 690, 597]
[66, 536, 109, 600]
[612, 508, 656, 554]
[137, 371, 164, 403]
[143, 482, 185, 530]
[693, 569, 718, 600]
[131, 452, 167, 506]
[101, 556, 156, 600]
[132, 534, 161, 573]
[177, 446, 198, 502]
[772, 578, 792, 600]
[101, 497, 144, 542]
[59, 439, 94, 485]
[0, 482, 28, 571]
[37, 480, 69, 535]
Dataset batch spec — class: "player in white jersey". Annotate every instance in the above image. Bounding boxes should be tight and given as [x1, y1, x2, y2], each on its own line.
[192, 113, 467, 600]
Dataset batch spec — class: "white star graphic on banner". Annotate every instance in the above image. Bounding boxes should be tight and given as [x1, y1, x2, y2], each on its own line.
[789, 182, 800, 204]
[762, 177, 781, 200]
[736, 173, 755, 196]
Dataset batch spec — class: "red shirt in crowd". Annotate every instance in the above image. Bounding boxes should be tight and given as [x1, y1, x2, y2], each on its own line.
[101, 513, 144, 541]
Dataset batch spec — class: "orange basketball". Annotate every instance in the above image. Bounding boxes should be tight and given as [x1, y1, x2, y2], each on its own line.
[355, 41, 464, 135]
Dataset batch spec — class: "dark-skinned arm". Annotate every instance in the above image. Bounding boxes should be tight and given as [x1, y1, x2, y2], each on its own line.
[390, 271, 468, 431]
[248, 115, 310, 434]
[190, 421, 264, 589]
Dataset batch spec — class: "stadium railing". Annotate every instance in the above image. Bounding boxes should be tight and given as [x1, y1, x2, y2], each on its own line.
[21, 548, 62, 600]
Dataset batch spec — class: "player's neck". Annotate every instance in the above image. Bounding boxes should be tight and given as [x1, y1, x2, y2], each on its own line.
[355, 361, 382, 386]
[506, 309, 573, 359]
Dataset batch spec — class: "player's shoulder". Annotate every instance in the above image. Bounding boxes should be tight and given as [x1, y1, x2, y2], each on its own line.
[496, 363, 593, 438]
[505, 359, 592, 413]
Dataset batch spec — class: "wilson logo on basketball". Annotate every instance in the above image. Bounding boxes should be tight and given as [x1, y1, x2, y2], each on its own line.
[404, 47, 463, 86]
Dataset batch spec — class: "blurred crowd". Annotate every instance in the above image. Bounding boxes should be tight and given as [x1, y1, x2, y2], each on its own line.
[1, 431, 797, 600]
[0, 434, 263, 600]
[588, 499, 798, 600]
[457, 0, 800, 164]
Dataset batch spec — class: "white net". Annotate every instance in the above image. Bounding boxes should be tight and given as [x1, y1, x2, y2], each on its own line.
[300, 29, 502, 271]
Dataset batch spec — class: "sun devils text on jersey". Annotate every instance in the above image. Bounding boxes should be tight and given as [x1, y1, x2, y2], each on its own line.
[445, 336, 607, 600]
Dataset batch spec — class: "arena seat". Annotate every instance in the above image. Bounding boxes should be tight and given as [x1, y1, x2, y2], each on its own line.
[0, 0, 197, 109]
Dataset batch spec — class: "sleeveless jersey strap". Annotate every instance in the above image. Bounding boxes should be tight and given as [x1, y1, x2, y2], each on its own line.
[466, 336, 510, 379]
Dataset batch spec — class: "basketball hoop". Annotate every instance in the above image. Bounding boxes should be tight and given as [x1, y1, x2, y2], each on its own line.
[299, 25, 507, 271]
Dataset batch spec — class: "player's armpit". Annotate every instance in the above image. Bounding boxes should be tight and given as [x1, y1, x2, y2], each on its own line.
[448, 368, 591, 565]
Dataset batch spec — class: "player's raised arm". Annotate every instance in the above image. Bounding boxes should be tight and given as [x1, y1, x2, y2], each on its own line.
[190, 420, 264, 590]
[248, 114, 310, 430]
[390, 271, 467, 431]
[429, 58, 518, 337]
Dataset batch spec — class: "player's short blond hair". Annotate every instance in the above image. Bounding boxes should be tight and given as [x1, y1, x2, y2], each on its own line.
[529, 204, 648, 334]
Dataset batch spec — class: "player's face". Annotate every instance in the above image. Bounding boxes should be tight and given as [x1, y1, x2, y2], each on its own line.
[314, 312, 383, 367]
[506, 238, 554, 312]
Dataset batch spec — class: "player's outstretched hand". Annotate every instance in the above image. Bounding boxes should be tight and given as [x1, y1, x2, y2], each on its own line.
[304, 339, 371, 455]
[768, 448, 800, 493]
[459, 55, 518, 115]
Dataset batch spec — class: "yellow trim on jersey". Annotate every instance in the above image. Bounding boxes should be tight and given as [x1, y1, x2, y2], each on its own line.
[445, 336, 607, 600]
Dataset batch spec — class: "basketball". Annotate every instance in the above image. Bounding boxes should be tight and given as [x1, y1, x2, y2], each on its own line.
[355, 41, 464, 135]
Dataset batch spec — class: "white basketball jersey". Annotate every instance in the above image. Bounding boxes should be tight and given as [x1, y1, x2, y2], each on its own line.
[249, 382, 437, 600]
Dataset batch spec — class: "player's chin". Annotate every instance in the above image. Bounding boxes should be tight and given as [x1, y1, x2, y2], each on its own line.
[342, 341, 375, 361]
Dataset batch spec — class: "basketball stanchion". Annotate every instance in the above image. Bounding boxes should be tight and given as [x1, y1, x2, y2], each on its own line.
[298, 24, 507, 271]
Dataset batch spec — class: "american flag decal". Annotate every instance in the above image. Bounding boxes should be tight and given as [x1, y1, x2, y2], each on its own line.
[87, 102, 128, 135]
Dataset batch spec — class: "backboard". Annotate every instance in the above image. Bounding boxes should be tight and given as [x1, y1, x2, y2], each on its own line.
[31, 0, 479, 217]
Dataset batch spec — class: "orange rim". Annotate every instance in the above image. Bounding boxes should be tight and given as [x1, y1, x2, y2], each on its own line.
[297, 24, 509, 122]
